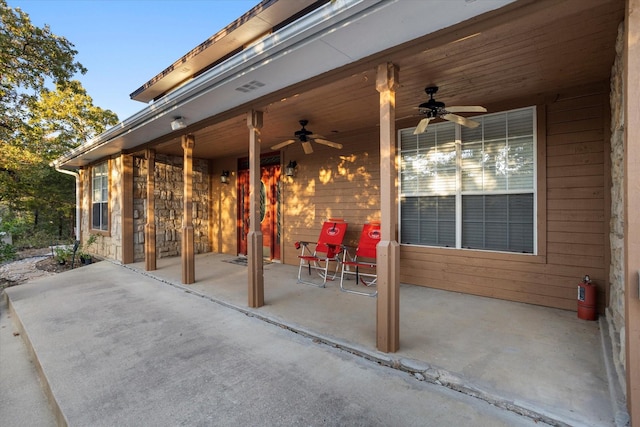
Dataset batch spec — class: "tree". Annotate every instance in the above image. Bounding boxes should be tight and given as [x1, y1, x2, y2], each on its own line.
[0, 0, 119, 246]
[1, 0, 86, 139]
[28, 80, 119, 157]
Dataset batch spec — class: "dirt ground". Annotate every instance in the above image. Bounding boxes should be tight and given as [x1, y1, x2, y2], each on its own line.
[34, 255, 80, 274]
[0, 248, 99, 290]
[13, 248, 78, 273]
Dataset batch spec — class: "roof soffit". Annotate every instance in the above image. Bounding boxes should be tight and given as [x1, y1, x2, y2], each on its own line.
[61, 0, 608, 168]
[130, 0, 321, 103]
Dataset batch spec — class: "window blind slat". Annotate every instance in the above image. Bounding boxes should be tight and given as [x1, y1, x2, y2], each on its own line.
[403, 107, 535, 254]
[401, 196, 455, 246]
[508, 109, 534, 137]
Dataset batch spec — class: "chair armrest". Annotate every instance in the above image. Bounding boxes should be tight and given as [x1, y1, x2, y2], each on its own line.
[295, 241, 312, 250]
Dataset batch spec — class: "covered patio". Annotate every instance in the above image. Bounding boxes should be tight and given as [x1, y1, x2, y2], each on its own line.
[127, 253, 619, 427]
[52, 0, 639, 421]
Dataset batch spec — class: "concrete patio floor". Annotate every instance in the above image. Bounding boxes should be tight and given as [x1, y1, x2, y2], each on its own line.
[123, 252, 623, 427]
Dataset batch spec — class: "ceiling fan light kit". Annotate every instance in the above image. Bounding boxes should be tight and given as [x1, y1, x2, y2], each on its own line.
[270, 120, 342, 155]
[413, 86, 487, 135]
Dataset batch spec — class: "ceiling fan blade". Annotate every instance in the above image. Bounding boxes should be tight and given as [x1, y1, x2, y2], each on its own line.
[301, 141, 314, 154]
[413, 118, 431, 135]
[314, 138, 343, 149]
[442, 113, 480, 128]
[446, 106, 487, 113]
[270, 139, 296, 150]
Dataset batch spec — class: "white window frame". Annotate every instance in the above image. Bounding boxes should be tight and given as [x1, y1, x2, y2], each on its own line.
[398, 106, 537, 255]
[91, 161, 109, 232]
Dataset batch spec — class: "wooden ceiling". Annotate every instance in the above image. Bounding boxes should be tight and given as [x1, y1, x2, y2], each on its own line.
[148, 0, 624, 160]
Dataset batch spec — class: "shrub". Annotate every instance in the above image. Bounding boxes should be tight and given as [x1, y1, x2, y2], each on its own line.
[0, 242, 17, 263]
[77, 234, 98, 262]
[53, 246, 73, 265]
[15, 229, 63, 250]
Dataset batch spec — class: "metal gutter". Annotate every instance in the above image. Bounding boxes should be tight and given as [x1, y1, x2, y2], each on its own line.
[52, 0, 379, 168]
[53, 167, 80, 240]
[53, 0, 516, 169]
[130, 0, 322, 102]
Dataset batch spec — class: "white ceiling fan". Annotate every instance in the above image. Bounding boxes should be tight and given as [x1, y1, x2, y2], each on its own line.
[413, 86, 487, 135]
[270, 120, 342, 154]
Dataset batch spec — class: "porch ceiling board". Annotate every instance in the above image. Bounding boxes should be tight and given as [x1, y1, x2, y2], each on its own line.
[109, 0, 624, 164]
[392, 0, 623, 118]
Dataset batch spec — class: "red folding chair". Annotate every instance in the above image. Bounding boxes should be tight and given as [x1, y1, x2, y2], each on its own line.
[340, 221, 380, 296]
[296, 219, 348, 287]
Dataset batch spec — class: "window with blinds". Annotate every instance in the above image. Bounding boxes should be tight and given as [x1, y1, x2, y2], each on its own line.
[400, 107, 535, 253]
[92, 162, 109, 231]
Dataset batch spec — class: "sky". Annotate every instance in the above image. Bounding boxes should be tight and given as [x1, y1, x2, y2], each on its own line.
[10, 0, 260, 121]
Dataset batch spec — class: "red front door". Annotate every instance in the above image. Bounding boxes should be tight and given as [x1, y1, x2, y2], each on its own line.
[237, 164, 281, 260]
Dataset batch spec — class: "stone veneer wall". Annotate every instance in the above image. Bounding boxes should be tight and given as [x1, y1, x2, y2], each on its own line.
[608, 21, 626, 392]
[80, 156, 124, 261]
[133, 156, 147, 262]
[132, 154, 210, 262]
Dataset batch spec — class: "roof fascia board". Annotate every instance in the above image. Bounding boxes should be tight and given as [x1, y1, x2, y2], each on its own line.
[54, 0, 516, 169]
[53, 0, 381, 168]
[130, 0, 323, 102]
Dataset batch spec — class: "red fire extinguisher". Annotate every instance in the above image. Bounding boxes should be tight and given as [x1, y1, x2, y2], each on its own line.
[577, 275, 597, 321]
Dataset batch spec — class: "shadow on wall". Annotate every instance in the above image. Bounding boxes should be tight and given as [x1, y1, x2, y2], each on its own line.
[283, 142, 382, 259]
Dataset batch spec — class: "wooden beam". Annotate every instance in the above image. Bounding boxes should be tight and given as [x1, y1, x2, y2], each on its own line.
[624, 0, 640, 422]
[145, 149, 156, 271]
[247, 110, 264, 308]
[181, 135, 195, 284]
[376, 62, 400, 353]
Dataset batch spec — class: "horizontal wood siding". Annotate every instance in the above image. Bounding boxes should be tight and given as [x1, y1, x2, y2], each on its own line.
[273, 86, 609, 313]
[398, 86, 609, 312]
[210, 156, 238, 255]
[545, 88, 608, 312]
[282, 128, 381, 265]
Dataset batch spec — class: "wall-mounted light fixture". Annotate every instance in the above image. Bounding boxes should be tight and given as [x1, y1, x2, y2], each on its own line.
[220, 170, 230, 184]
[170, 117, 187, 131]
[285, 160, 297, 177]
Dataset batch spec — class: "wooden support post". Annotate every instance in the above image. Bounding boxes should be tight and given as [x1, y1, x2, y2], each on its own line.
[247, 110, 264, 308]
[181, 135, 195, 284]
[145, 149, 156, 271]
[121, 154, 134, 264]
[376, 62, 400, 353]
[624, 0, 640, 422]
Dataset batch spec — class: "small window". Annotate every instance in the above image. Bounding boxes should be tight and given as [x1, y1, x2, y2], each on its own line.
[91, 162, 109, 231]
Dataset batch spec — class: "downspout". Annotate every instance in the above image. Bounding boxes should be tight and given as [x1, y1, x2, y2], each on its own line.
[53, 165, 81, 241]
